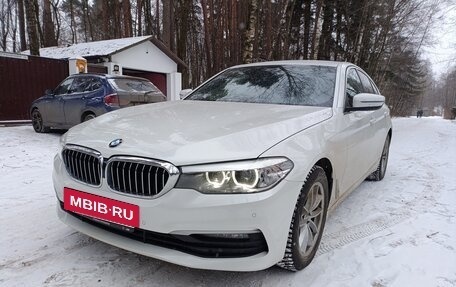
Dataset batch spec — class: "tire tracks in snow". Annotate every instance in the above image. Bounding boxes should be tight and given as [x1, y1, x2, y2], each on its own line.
[316, 157, 443, 257]
[317, 211, 411, 256]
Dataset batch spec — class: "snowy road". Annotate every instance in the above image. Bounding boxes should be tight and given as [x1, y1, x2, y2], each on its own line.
[1, 117, 455, 287]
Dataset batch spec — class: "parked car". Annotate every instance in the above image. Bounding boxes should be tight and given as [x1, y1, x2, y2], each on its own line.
[53, 61, 392, 272]
[30, 73, 166, 132]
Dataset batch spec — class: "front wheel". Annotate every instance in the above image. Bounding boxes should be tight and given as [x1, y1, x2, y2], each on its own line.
[31, 109, 50, 133]
[277, 166, 329, 271]
[368, 134, 391, 181]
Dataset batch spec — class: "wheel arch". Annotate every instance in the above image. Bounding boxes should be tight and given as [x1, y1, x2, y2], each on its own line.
[30, 105, 39, 116]
[80, 110, 96, 123]
[30, 105, 46, 123]
[314, 158, 333, 202]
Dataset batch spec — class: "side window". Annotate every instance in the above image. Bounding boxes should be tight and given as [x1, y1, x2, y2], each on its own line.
[69, 77, 90, 94]
[88, 78, 102, 91]
[345, 69, 363, 108]
[357, 70, 376, 94]
[54, 78, 74, 95]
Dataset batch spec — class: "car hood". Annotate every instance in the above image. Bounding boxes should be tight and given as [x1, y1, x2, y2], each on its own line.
[65, 101, 332, 166]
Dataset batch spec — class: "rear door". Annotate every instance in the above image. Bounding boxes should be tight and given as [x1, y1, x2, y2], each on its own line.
[62, 76, 91, 126]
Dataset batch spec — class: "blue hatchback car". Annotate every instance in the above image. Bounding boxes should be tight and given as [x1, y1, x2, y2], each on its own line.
[30, 73, 166, 132]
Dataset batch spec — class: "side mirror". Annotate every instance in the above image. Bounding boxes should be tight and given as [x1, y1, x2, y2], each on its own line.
[347, 93, 385, 112]
[179, 89, 193, 99]
[45, 89, 54, 96]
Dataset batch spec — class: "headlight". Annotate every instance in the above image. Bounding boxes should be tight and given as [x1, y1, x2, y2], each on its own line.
[175, 157, 293, 193]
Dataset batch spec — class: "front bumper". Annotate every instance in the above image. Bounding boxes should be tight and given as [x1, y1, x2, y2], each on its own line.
[53, 154, 303, 271]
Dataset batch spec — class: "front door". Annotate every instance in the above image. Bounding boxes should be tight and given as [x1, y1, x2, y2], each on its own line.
[44, 78, 74, 126]
[339, 68, 376, 194]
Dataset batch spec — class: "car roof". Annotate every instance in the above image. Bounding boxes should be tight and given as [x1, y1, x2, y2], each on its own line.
[231, 60, 353, 69]
[68, 73, 150, 81]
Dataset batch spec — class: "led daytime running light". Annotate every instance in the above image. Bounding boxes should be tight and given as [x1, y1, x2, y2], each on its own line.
[232, 169, 259, 189]
[205, 171, 229, 188]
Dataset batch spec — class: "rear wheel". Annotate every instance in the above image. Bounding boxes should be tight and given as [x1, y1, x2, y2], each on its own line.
[277, 166, 329, 271]
[368, 134, 391, 181]
[82, 113, 96, 122]
[31, 109, 50, 133]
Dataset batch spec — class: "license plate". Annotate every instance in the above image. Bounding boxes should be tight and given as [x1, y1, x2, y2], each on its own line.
[64, 187, 140, 228]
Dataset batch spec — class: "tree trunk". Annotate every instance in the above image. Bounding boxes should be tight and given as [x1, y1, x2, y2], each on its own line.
[1, 0, 11, 51]
[67, 0, 77, 43]
[288, 0, 304, 59]
[122, 0, 133, 37]
[50, 1, 61, 42]
[102, 0, 109, 39]
[143, 0, 152, 35]
[155, 0, 160, 37]
[162, 0, 172, 47]
[303, 0, 311, 59]
[162, 0, 176, 52]
[42, 0, 57, 47]
[177, 0, 190, 86]
[24, 0, 40, 55]
[137, 0, 143, 36]
[243, 0, 258, 63]
[264, 0, 272, 60]
[334, 0, 342, 61]
[272, 0, 289, 59]
[282, 0, 296, 59]
[113, 0, 121, 38]
[352, 0, 369, 64]
[80, 0, 91, 42]
[11, 1, 18, 52]
[201, 0, 213, 76]
[317, 0, 334, 60]
[310, 0, 323, 59]
[18, 0, 27, 51]
[33, 0, 44, 47]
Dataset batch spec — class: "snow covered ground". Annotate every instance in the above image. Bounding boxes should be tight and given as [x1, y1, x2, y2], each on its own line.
[0, 117, 455, 287]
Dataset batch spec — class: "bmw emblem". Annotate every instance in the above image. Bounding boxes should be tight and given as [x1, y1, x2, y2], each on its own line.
[109, 138, 123, 148]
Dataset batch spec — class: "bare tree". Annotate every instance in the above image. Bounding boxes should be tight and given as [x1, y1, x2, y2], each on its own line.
[18, 0, 27, 51]
[42, 0, 57, 46]
[242, 0, 258, 63]
[162, 0, 174, 50]
[25, 0, 40, 55]
[0, 0, 12, 51]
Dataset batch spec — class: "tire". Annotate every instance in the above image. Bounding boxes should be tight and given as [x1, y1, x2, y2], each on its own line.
[82, 113, 96, 122]
[31, 109, 50, 133]
[277, 166, 329, 271]
[368, 134, 391, 181]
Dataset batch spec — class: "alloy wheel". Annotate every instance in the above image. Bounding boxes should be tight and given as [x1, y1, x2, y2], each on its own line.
[32, 110, 43, 132]
[298, 182, 325, 256]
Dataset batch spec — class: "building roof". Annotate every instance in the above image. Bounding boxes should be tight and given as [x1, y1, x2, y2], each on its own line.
[22, 36, 186, 67]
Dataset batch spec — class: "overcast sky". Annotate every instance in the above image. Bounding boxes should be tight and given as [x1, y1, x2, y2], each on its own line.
[422, 1, 456, 79]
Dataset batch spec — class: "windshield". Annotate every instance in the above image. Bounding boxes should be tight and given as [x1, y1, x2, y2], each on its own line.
[186, 65, 336, 107]
[108, 78, 163, 94]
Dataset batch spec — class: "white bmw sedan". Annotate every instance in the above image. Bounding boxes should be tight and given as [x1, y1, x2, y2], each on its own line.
[53, 60, 392, 272]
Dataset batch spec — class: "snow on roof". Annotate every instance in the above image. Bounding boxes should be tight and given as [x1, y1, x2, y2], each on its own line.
[23, 36, 152, 59]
